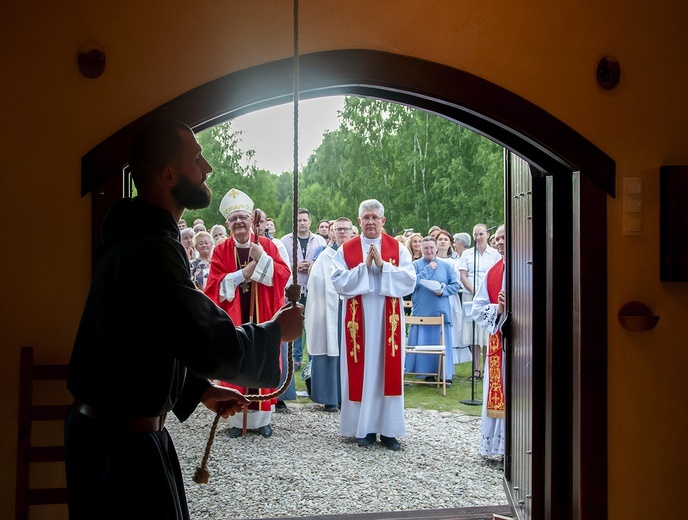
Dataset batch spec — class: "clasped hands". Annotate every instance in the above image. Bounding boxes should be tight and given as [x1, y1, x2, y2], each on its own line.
[365, 244, 384, 269]
[240, 243, 265, 279]
[297, 260, 310, 273]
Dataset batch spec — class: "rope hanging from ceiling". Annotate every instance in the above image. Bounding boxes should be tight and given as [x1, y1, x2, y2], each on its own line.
[193, 0, 301, 484]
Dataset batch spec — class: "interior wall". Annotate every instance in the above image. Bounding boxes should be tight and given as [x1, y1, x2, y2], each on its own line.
[2, 1, 687, 519]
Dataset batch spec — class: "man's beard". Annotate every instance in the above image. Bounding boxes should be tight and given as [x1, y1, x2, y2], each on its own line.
[171, 175, 211, 210]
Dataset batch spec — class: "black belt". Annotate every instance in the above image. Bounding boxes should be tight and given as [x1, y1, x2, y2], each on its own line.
[73, 400, 167, 432]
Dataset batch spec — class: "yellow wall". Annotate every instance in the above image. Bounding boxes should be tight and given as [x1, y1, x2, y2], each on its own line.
[2, 1, 687, 518]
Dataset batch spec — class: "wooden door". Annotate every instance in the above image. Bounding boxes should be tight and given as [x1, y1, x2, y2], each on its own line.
[503, 150, 537, 519]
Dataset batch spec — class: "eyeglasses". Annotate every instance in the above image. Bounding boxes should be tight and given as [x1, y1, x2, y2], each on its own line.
[228, 214, 251, 224]
[360, 216, 382, 223]
[335, 227, 352, 232]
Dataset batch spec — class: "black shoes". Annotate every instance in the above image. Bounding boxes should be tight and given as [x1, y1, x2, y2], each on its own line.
[356, 433, 376, 447]
[227, 427, 243, 438]
[227, 425, 273, 438]
[380, 435, 401, 451]
[275, 401, 288, 412]
[323, 405, 339, 412]
[356, 433, 401, 450]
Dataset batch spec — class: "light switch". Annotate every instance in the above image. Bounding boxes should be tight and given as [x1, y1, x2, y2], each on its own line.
[623, 216, 641, 234]
[625, 198, 642, 213]
[625, 179, 642, 196]
[623, 177, 642, 236]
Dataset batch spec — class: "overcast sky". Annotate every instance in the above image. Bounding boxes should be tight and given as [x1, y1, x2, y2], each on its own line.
[232, 96, 345, 174]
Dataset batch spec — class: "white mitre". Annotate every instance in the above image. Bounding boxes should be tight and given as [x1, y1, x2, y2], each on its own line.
[219, 188, 254, 219]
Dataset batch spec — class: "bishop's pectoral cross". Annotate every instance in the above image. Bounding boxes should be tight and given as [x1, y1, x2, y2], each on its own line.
[238, 257, 251, 293]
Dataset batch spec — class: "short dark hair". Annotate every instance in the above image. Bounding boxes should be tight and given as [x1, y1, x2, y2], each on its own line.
[130, 120, 191, 189]
[297, 208, 310, 216]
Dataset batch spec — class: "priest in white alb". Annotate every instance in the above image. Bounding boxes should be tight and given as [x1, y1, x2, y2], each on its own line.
[331, 199, 416, 451]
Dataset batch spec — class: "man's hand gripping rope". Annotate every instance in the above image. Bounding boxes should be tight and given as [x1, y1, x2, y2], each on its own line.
[193, 285, 304, 484]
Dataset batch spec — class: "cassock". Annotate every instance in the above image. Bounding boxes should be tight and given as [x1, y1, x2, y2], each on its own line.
[471, 257, 506, 456]
[65, 198, 282, 520]
[205, 234, 290, 425]
[331, 234, 416, 439]
[305, 245, 342, 406]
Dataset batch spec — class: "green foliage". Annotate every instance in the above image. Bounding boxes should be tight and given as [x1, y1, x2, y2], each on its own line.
[296, 97, 504, 237]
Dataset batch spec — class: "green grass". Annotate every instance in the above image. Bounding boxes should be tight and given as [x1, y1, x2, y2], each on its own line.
[292, 351, 483, 416]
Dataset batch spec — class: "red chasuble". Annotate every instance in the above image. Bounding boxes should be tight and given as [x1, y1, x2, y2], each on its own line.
[342, 234, 402, 402]
[485, 257, 505, 419]
[204, 234, 290, 410]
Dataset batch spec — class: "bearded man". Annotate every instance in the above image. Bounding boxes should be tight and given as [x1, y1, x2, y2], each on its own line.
[65, 121, 303, 520]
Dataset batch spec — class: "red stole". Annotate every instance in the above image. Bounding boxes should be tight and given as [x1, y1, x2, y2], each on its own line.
[486, 258, 505, 419]
[342, 234, 402, 402]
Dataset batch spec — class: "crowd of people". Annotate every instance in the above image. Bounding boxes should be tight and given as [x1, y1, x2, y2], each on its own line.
[64, 120, 507, 519]
[179, 198, 505, 457]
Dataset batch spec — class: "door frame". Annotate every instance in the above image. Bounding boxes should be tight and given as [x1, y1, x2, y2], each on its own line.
[82, 49, 612, 520]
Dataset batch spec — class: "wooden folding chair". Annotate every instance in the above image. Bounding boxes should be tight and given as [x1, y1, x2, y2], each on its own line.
[404, 315, 447, 396]
[15, 346, 70, 519]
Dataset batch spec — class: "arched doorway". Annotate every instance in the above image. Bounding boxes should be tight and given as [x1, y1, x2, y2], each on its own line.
[82, 49, 613, 520]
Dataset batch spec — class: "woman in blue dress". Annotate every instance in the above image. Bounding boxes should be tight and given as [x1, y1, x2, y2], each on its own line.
[405, 236, 460, 384]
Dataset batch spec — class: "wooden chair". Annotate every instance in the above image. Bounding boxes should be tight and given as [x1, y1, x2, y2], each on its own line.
[404, 315, 447, 396]
[15, 346, 70, 519]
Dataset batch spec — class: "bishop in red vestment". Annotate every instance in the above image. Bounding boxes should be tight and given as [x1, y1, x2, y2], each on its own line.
[204, 188, 291, 437]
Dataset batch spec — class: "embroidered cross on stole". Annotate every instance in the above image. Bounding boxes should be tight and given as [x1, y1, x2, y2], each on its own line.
[342, 234, 402, 402]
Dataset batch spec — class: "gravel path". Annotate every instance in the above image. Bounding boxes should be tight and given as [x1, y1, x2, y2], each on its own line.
[167, 403, 507, 519]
